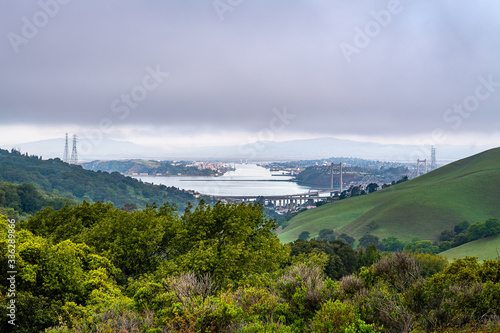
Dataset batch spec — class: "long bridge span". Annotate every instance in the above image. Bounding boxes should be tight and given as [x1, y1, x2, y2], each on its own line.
[209, 162, 345, 209]
[210, 189, 339, 208]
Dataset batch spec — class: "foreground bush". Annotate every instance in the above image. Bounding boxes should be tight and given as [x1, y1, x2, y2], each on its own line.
[310, 299, 378, 332]
[4, 203, 500, 332]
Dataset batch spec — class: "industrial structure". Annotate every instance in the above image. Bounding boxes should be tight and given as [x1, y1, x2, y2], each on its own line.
[430, 145, 436, 170]
[63, 133, 70, 163]
[66, 134, 78, 164]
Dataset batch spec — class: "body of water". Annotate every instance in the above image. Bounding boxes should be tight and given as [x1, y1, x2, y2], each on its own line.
[134, 163, 311, 196]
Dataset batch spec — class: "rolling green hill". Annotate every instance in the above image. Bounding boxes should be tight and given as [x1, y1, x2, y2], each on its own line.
[278, 147, 500, 244]
[440, 234, 500, 261]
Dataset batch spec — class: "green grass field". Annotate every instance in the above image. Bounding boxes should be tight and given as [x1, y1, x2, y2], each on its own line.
[278, 147, 500, 244]
[440, 234, 500, 261]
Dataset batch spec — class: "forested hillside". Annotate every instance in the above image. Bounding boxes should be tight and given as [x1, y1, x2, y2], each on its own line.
[0, 149, 198, 211]
[0, 181, 75, 220]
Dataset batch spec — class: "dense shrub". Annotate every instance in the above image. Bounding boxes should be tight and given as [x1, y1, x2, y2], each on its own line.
[412, 252, 449, 278]
[289, 239, 359, 280]
[277, 260, 334, 329]
[309, 299, 378, 333]
[4, 200, 500, 333]
[0, 216, 123, 332]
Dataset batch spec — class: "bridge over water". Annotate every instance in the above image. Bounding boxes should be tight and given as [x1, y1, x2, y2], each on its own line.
[209, 162, 345, 209]
[210, 189, 340, 208]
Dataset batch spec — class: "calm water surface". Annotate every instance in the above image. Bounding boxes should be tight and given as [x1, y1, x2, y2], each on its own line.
[134, 163, 311, 196]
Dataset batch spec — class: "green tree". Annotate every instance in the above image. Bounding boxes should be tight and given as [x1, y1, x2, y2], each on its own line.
[338, 233, 355, 247]
[396, 175, 409, 184]
[289, 239, 359, 280]
[23, 201, 178, 280]
[0, 216, 122, 333]
[310, 299, 376, 332]
[467, 221, 487, 241]
[358, 244, 381, 267]
[404, 239, 439, 254]
[121, 202, 138, 212]
[164, 201, 290, 287]
[17, 183, 45, 214]
[412, 252, 449, 278]
[3, 184, 21, 212]
[349, 185, 362, 197]
[451, 232, 469, 247]
[454, 220, 470, 234]
[365, 183, 379, 193]
[22, 201, 117, 244]
[358, 234, 380, 249]
[438, 241, 452, 252]
[437, 229, 456, 242]
[381, 236, 406, 251]
[317, 229, 336, 241]
[83, 203, 178, 280]
[0, 189, 5, 206]
[484, 218, 500, 237]
[298, 231, 311, 240]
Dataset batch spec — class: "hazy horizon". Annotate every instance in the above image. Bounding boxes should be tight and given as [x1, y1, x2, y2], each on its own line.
[1, 1, 499, 154]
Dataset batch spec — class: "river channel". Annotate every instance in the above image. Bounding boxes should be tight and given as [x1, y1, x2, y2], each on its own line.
[133, 163, 312, 196]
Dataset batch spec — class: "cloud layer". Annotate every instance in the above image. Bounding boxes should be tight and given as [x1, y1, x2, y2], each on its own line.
[1, 0, 499, 146]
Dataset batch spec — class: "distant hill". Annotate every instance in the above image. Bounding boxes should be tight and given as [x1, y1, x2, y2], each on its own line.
[0, 138, 165, 162]
[295, 164, 409, 188]
[0, 149, 198, 211]
[159, 137, 494, 161]
[81, 159, 219, 176]
[2, 137, 494, 162]
[278, 147, 500, 244]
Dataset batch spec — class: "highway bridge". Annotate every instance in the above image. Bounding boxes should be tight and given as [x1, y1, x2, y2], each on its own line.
[210, 189, 339, 208]
[210, 162, 345, 209]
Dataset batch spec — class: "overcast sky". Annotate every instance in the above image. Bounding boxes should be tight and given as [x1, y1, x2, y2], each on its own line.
[1, 0, 499, 150]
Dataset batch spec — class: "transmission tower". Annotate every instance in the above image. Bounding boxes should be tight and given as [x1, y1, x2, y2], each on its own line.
[63, 133, 69, 163]
[70, 135, 78, 164]
[430, 146, 436, 171]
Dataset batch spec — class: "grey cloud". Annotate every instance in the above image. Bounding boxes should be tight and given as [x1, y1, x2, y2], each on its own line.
[1, 0, 499, 139]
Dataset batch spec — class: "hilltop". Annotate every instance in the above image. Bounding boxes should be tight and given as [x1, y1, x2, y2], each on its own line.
[278, 147, 500, 244]
[0, 148, 199, 211]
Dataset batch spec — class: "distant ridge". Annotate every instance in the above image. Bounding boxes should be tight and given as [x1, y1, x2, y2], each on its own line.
[160, 137, 493, 161]
[1, 137, 494, 162]
[278, 147, 500, 244]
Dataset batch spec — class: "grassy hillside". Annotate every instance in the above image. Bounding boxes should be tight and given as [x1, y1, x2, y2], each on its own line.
[278, 147, 500, 244]
[440, 234, 500, 261]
